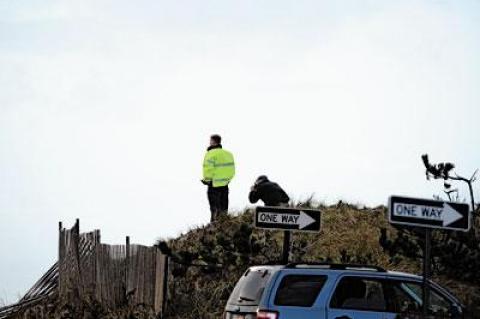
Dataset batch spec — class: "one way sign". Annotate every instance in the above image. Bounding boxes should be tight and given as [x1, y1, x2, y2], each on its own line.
[255, 206, 321, 233]
[389, 196, 470, 231]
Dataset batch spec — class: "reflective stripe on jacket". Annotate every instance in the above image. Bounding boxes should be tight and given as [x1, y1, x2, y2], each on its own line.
[203, 148, 235, 187]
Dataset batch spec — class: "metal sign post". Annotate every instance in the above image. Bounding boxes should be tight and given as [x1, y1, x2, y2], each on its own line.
[282, 231, 291, 264]
[422, 229, 431, 318]
[255, 206, 322, 263]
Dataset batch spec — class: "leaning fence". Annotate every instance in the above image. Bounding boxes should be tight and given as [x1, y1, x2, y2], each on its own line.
[58, 220, 168, 313]
[0, 219, 168, 319]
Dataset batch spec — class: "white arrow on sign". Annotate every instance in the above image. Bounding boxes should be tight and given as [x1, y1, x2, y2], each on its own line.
[442, 203, 463, 226]
[258, 211, 316, 229]
[298, 211, 316, 229]
[393, 202, 463, 226]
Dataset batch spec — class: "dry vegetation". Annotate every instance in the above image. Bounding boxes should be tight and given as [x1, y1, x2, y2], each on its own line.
[7, 296, 158, 319]
[163, 202, 479, 319]
[6, 202, 479, 319]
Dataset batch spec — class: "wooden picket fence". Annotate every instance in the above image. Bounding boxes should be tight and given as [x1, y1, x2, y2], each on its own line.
[0, 220, 168, 319]
[58, 220, 168, 313]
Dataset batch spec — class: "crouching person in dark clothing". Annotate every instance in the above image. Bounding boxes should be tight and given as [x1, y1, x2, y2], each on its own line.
[249, 175, 289, 207]
[249, 175, 291, 263]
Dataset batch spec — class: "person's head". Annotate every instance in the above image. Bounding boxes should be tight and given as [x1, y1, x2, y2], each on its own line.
[210, 134, 222, 146]
[255, 175, 269, 185]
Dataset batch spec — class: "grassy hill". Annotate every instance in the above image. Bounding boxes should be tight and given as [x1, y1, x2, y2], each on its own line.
[162, 202, 480, 319]
[7, 201, 479, 319]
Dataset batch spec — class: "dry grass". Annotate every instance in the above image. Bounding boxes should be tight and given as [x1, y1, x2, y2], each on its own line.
[164, 202, 479, 318]
[6, 202, 478, 318]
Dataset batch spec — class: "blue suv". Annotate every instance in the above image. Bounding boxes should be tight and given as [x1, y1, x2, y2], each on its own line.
[224, 263, 464, 319]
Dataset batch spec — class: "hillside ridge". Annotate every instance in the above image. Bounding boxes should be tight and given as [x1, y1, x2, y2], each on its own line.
[162, 202, 479, 319]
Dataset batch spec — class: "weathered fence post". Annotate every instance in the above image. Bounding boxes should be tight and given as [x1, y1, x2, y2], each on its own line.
[58, 222, 63, 297]
[125, 236, 130, 304]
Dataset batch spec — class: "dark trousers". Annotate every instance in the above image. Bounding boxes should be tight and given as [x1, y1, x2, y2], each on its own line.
[207, 186, 229, 222]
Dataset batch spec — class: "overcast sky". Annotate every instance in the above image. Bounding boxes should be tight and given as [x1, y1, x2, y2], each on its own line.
[1, 0, 479, 303]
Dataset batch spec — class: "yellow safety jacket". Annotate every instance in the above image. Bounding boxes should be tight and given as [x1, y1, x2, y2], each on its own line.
[203, 147, 235, 187]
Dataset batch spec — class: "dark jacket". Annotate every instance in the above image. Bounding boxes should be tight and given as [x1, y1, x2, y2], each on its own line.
[249, 179, 290, 206]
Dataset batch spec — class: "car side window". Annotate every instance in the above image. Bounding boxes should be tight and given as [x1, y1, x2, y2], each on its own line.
[386, 281, 422, 313]
[330, 277, 387, 312]
[401, 282, 452, 315]
[274, 275, 327, 307]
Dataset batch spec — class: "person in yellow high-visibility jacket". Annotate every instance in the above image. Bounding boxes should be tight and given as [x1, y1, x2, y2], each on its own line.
[201, 134, 235, 222]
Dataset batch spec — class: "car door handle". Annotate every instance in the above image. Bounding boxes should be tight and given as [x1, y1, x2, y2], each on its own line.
[335, 316, 352, 319]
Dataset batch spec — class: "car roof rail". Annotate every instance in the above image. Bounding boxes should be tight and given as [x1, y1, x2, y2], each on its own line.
[284, 262, 387, 272]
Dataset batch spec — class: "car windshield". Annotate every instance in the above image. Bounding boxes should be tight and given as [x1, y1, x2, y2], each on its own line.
[227, 268, 272, 306]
